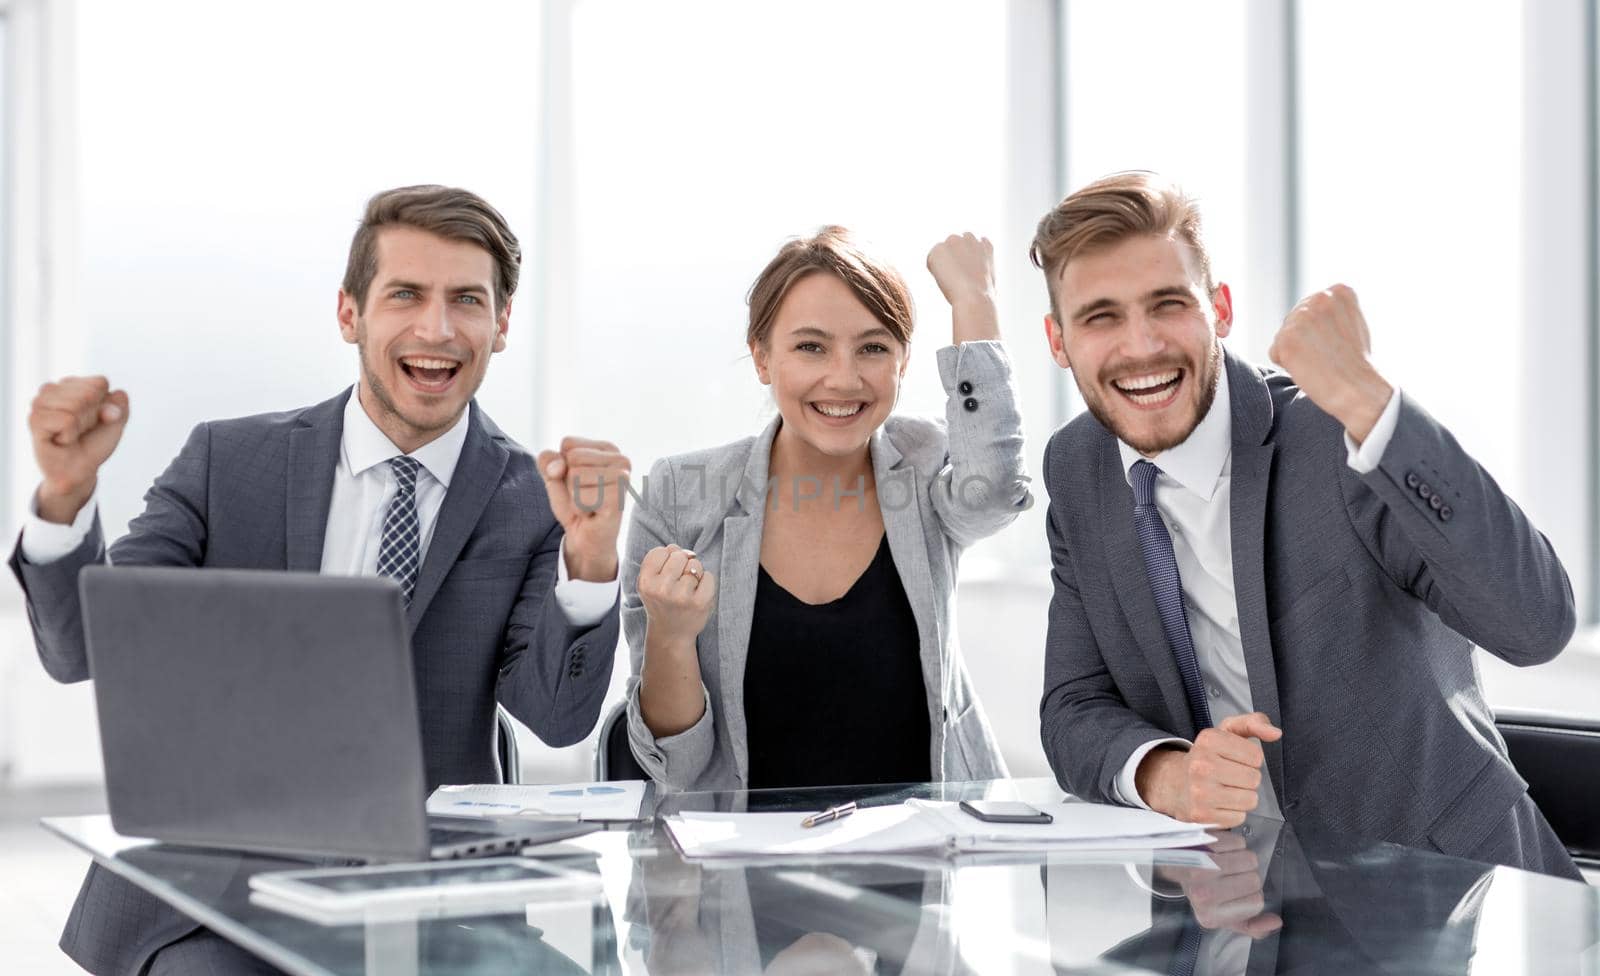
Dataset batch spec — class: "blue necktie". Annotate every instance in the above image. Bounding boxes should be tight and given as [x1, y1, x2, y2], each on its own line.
[376, 456, 422, 605]
[1130, 459, 1213, 730]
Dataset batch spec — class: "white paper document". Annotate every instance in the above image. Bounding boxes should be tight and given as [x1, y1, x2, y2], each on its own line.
[663, 798, 1213, 859]
[428, 781, 648, 822]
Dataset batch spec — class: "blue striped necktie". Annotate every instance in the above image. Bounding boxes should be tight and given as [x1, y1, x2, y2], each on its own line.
[376, 456, 423, 605]
[1130, 459, 1213, 730]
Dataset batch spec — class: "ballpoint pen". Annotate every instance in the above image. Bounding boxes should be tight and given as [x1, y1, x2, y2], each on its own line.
[800, 801, 858, 828]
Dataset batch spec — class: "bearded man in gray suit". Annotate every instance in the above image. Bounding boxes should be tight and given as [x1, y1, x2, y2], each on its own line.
[1035, 171, 1580, 881]
[9, 185, 629, 973]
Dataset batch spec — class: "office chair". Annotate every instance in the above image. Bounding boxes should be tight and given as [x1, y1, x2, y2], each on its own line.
[1495, 708, 1600, 869]
[593, 701, 647, 782]
[496, 705, 522, 785]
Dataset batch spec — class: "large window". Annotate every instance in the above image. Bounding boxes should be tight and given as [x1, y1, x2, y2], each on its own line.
[1063, 0, 1259, 350]
[1299, 1, 1526, 506]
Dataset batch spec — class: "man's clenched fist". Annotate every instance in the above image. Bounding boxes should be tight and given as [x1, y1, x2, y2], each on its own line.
[537, 436, 631, 583]
[1137, 712, 1282, 829]
[29, 376, 130, 525]
[1268, 284, 1394, 444]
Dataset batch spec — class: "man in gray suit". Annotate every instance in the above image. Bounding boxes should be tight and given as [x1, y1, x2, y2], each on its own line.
[1034, 171, 1580, 880]
[9, 185, 629, 973]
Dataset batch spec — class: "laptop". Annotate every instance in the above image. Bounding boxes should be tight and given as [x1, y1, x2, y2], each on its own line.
[79, 565, 596, 862]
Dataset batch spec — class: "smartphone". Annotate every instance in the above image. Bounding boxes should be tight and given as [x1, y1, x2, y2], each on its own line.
[958, 800, 1054, 824]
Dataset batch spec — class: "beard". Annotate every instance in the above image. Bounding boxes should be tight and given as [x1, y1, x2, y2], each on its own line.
[1079, 339, 1223, 456]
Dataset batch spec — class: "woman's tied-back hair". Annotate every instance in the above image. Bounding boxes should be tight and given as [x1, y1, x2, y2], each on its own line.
[746, 226, 915, 348]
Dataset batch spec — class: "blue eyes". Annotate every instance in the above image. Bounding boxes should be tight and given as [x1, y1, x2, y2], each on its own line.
[389, 290, 483, 305]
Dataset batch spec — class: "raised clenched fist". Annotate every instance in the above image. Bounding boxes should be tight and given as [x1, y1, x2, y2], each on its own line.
[29, 376, 130, 524]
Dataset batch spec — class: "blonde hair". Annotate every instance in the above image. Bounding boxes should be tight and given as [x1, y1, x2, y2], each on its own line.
[1029, 171, 1214, 316]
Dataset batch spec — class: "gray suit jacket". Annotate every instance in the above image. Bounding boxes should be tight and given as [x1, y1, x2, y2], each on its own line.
[8, 388, 621, 974]
[1040, 351, 1577, 875]
[622, 341, 1031, 792]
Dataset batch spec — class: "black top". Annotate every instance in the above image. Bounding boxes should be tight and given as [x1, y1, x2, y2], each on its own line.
[744, 534, 932, 790]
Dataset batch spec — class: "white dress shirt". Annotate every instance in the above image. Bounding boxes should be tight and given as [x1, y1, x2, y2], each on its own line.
[21, 387, 618, 626]
[1112, 362, 1402, 817]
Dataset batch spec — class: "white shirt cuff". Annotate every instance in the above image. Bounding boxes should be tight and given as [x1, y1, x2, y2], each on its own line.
[1343, 386, 1402, 474]
[19, 487, 101, 565]
[1115, 737, 1190, 809]
[553, 537, 619, 628]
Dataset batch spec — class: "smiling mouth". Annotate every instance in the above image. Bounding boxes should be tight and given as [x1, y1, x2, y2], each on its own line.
[1111, 369, 1183, 408]
[810, 401, 867, 421]
[400, 356, 462, 391]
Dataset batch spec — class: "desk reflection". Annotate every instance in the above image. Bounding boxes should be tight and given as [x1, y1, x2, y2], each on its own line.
[629, 836, 970, 975]
[1042, 817, 1582, 976]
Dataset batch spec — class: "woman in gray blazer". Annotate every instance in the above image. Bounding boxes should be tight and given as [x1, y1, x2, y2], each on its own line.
[621, 227, 1031, 792]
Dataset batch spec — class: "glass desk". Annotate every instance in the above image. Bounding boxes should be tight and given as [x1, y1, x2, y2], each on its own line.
[42, 778, 1600, 974]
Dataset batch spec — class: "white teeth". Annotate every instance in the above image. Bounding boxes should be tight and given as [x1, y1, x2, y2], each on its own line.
[1125, 389, 1172, 406]
[814, 403, 863, 418]
[1114, 369, 1180, 392]
[402, 357, 459, 370]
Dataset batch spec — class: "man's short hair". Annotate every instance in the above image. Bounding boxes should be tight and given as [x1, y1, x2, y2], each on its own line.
[746, 225, 915, 349]
[1029, 171, 1215, 318]
[342, 185, 521, 314]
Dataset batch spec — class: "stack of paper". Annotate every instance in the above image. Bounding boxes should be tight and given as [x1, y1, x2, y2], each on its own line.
[427, 781, 648, 822]
[663, 799, 1212, 859]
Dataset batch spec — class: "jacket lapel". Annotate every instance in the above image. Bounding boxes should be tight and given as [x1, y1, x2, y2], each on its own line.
[715, 418, 777, 786]
[406, 402, 509, 632]
[1225, 353, 1285, 803]
[872, 429, 947, 763]
[285, 390, 350, 572]
[1100, 435, 1199, 739]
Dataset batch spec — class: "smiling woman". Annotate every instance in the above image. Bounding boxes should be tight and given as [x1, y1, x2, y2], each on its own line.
[619, 227, 1033, 794]
[747, 227, 916, 476]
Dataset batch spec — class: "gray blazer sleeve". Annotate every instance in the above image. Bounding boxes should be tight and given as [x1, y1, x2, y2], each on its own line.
[496, 518, 621, 748]
[1344, 392, 1576, 664]
[621, 457, 716, 789]
[8, 421, 213, 683]
[928, 341, 1032, 547]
